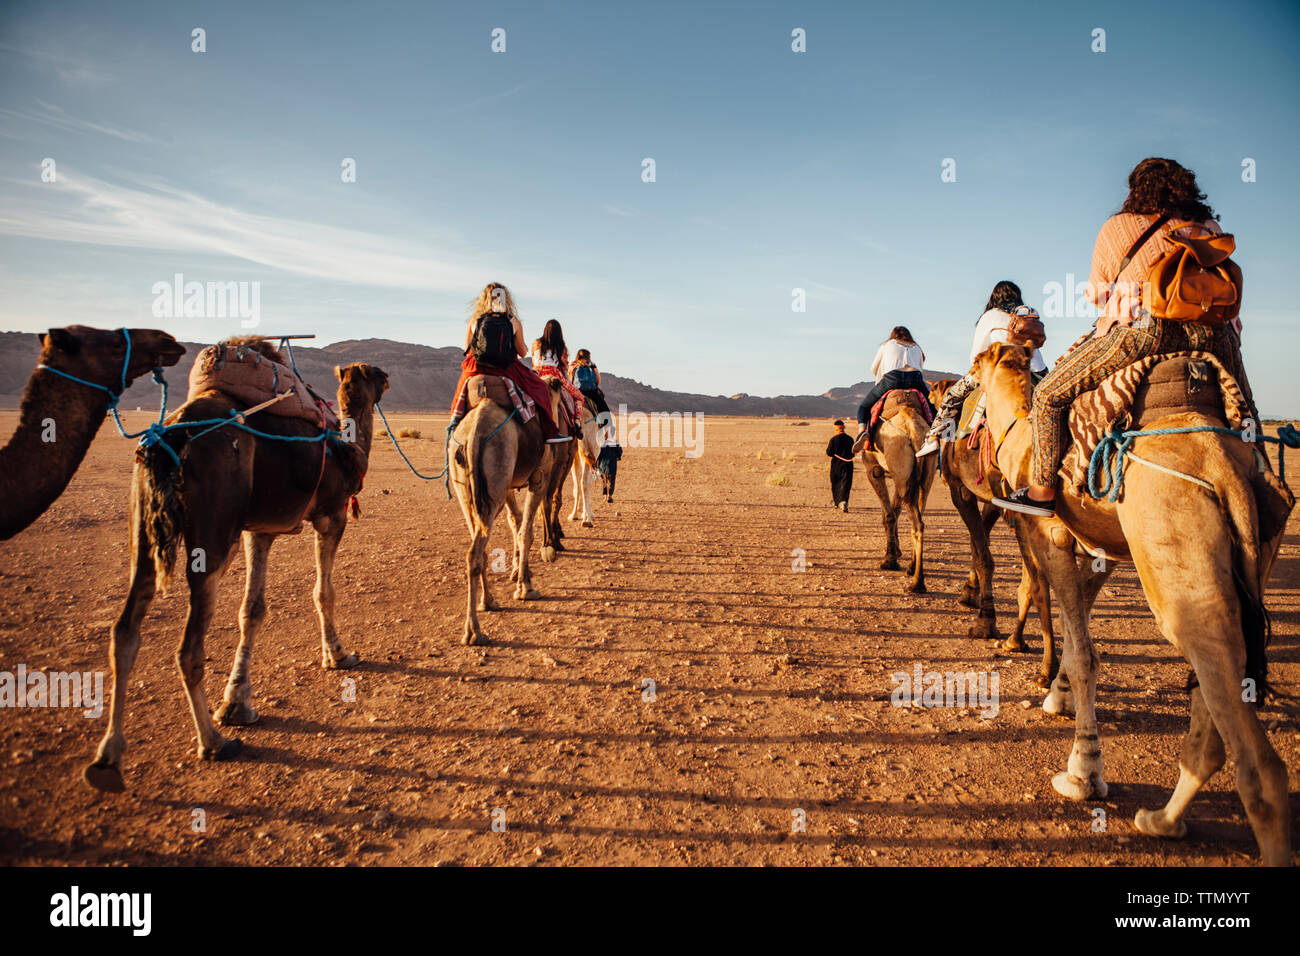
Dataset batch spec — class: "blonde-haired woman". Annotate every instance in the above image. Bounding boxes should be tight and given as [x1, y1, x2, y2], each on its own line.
[448, 282, 568, 442]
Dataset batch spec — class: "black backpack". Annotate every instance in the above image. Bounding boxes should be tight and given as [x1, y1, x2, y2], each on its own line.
[469, 312, 516, 369]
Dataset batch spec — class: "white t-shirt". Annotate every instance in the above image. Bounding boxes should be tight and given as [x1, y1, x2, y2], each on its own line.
[531, 342, 561, 369]
[871, 340, 925, 378]
[970, 309, 1047, 373]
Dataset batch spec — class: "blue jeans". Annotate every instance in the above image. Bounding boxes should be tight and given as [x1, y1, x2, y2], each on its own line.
[857, 369, 926, 426]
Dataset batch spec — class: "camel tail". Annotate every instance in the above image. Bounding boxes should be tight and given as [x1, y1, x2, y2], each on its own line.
[138, 443, 183, 593]
[1221, 468, 1271, 702]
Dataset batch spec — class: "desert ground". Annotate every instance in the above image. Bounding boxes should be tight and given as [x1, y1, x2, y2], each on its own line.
[0, 410, 1297, 866]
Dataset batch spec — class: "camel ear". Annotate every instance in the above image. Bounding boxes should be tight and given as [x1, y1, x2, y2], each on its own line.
[334, 364, 345, 382]
[45, 328, 79, 355]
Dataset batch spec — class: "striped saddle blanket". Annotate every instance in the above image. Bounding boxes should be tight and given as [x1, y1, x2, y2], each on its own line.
[1060, 351, 1251, 498]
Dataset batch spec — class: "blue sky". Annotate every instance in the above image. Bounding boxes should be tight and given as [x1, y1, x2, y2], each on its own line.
[1, 0, 1297, 413]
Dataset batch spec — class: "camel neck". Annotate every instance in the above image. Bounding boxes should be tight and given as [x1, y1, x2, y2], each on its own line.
[0, 366, 110, 538]
[339, 399, 376, 461]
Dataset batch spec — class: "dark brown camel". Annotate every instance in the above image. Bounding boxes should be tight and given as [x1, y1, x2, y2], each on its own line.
[84, 347, 388, 792]
[928, 379, 1057, 686]
[0, 326, 184, 540]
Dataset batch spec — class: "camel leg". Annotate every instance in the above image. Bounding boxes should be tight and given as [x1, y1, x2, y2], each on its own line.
[904, 458, 932, 593]
[865, 461, 901, 571]
[463, 521, 490, 645]
[1018, 520, 1106, 800]
[568, 459, 582, 522]
[1118, 491, 1290, 865]
[515, 486, 543, 601]
[85, 517, 156, 792]
[578, 454, 595, 527]
[952, 486, 996, 637]
[1134, 686, 1222, 841]
[504, 492, 522, 584]
[313, 513, 359, 669]
[215, 532, 274, 726]
[178, 562, 243, 763]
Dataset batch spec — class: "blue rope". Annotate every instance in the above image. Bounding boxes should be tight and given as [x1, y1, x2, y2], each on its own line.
[375, 403, 454, 498]
[1087, 422, 1300, 501]
[38, 328, 171, 440]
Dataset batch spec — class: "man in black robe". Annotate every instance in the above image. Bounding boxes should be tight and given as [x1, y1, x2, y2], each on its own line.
[826, 419, 854, 512]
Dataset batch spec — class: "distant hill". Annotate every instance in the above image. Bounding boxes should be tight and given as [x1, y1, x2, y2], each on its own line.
[0, 331, 959, 418]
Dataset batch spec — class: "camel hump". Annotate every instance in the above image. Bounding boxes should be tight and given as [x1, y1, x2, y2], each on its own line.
[882, 388, 926, 418]
[187, 343, 334, 428]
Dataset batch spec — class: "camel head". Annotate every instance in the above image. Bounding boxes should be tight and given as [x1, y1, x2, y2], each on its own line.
[928, 377, 957, 409]
[334, 362, 389, 410]
[975, 343, 1033, 421]
[40, 326, 185, 393]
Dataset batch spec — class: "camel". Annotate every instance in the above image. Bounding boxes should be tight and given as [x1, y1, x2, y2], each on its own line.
[0, 326, 184, 540]
[449, 377, 571, 646]
[566, 403, 604, 528]
[83, 348, 388, 793]
[927, 379, 1056, 686]
[978, 342, 1291, 865]
[861, 389, 937, 592]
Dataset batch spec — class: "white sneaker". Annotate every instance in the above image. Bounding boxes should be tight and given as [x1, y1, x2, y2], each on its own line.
[916, 437, 940, 459]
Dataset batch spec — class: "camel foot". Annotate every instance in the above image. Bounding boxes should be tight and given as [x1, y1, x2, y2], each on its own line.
[323, 651, 360, 670]
[477, 598, 499, 612]
[957, 591, 980, 609]
[200, 737, 244, 762]
[216, 700, 259, 727]
[906, 580, 926, 594]
[1042, 686, 1074, 716]
[967, 620, 998, 640]
[541, 546, 557, 563]
[568, 513, 579, 522]
[581, 519, 593, 528]
[1134, 808, 1187, 840]
[1051, 771, 1107, 801]
[1000, 634, 1028, 653]
[879, 558, 901, 572]
[462, 630, 490, 646]
[514, 586, 541, 601]
[83, 761, 126, 793]
[1035, 671, 1055, 690]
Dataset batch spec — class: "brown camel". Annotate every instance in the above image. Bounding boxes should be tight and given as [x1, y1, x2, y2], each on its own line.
[449, 377, 570, 645]
[83, 348, 388, 793]
[978, 342, 1291, 865]
[0, 326, 184, 540]
[927, 379, 1057, 686]
[861, 389, 937, 592]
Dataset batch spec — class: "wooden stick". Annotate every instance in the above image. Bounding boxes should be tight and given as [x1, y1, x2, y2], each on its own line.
[234, 391, 294, 423]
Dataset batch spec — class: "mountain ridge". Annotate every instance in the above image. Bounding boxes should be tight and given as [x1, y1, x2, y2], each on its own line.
[0, 331, 959, 418]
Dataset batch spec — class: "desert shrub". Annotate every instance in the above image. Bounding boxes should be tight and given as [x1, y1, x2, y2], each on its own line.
[766, 472, 791, 487]
[397, 428, 422, 439]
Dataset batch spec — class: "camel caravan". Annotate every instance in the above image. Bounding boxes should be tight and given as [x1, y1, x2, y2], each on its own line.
[2, 159, 1299, 865]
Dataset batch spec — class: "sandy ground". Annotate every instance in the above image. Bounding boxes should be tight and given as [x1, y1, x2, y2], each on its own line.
[0, 411, 1297, 866]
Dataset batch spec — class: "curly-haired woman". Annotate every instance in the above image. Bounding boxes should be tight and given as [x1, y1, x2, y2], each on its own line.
[995, 158, 1256, 517]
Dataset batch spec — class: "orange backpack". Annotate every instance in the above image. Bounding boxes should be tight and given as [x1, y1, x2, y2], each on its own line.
[1120, 215, 1243, 327]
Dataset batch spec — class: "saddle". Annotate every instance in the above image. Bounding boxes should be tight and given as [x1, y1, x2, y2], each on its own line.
[187, 340, 338, 430]
[1060, 352, 1293, 550]
[865, 388, 933, 449]
[956, 386, 986, 440]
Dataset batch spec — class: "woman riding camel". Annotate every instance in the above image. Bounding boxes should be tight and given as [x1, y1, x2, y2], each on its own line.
[917, 280, 1048, 458]
[531, 319, 588, 435]
[851, 326, 930, 455]
[569, 348, 613, 437]
[995, 157, 1256, 517]
[450, 282, 570, 443]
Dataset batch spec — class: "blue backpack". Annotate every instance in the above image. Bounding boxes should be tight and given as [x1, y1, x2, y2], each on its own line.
[573, 363, 599, 391]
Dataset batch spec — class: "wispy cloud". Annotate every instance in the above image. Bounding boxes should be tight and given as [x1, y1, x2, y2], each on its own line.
[602, 202, 638, 217]
[0, 42, 114, 86]
[0, 169, 598, 300]
[0, 101, 153, 143]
